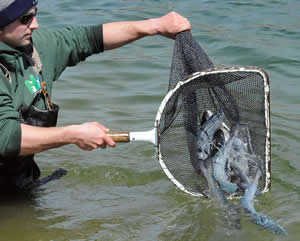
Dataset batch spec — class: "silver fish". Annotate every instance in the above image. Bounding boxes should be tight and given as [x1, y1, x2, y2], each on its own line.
[241, 169, 288, 236]
[197, 120, 241, 230]
[212, 124, 257, 194]
[196, 111, 225, 161]
[212, 125, 242, 193]
[199, 157, 241, 230]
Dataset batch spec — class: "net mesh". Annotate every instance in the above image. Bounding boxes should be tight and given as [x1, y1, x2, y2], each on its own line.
[159, 31, 269, 196]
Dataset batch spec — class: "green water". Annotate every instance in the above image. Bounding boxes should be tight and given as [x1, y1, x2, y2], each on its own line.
[0, 0, 299, 240]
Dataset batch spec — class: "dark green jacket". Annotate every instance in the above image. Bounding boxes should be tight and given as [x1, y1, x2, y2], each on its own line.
[0, 24, 104, 157]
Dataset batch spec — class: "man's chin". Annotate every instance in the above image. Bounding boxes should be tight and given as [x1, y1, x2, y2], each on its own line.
[17, 39, 32, 48]
[23, 37, 32, 45]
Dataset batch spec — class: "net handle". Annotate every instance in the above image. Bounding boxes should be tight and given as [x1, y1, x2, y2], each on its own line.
[107, 132, 130, 142]
[108, 129, 157, 144]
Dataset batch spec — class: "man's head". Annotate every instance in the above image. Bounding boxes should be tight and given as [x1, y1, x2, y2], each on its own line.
[0, 0, 39, 48]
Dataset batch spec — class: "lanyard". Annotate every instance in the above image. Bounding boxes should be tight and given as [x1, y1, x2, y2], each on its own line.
[34, 73, 53, 111]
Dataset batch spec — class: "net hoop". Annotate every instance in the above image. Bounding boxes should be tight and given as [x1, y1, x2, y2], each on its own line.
[154, 66, 271, 197]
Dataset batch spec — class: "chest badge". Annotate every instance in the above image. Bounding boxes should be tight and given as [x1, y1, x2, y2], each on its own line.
[25, 74, 41, 94]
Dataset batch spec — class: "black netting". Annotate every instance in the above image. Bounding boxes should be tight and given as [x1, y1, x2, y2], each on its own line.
[159, 31, 269, 196]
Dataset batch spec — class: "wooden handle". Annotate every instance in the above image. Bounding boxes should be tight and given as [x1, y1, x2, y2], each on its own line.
[107, 131, 130, 142]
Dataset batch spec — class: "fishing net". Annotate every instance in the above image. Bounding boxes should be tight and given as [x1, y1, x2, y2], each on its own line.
[158, 31, 270, 197]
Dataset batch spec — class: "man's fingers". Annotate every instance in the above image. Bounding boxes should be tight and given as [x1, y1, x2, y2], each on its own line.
[103, 134, 116, 147]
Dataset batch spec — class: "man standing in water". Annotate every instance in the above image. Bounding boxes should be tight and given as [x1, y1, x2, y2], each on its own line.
[0, 0, 191, 191]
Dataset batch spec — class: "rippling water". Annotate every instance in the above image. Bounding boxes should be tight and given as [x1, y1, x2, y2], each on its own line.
[1, 0, 299, 240]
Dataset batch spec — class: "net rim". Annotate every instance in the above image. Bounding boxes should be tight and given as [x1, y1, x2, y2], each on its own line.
[154, 66, 271, 197]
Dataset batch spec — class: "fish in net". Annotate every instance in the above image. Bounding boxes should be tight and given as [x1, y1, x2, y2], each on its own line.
[159, 31, 270, 197]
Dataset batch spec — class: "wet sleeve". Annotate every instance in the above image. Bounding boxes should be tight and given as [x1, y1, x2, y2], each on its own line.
[0, 76, 21, 157]
[32, 24, 104, 81]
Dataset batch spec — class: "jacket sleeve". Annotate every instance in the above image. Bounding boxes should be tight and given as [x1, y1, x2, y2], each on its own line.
[32, 24, 104, 81]
[0, 74, 21, 156]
